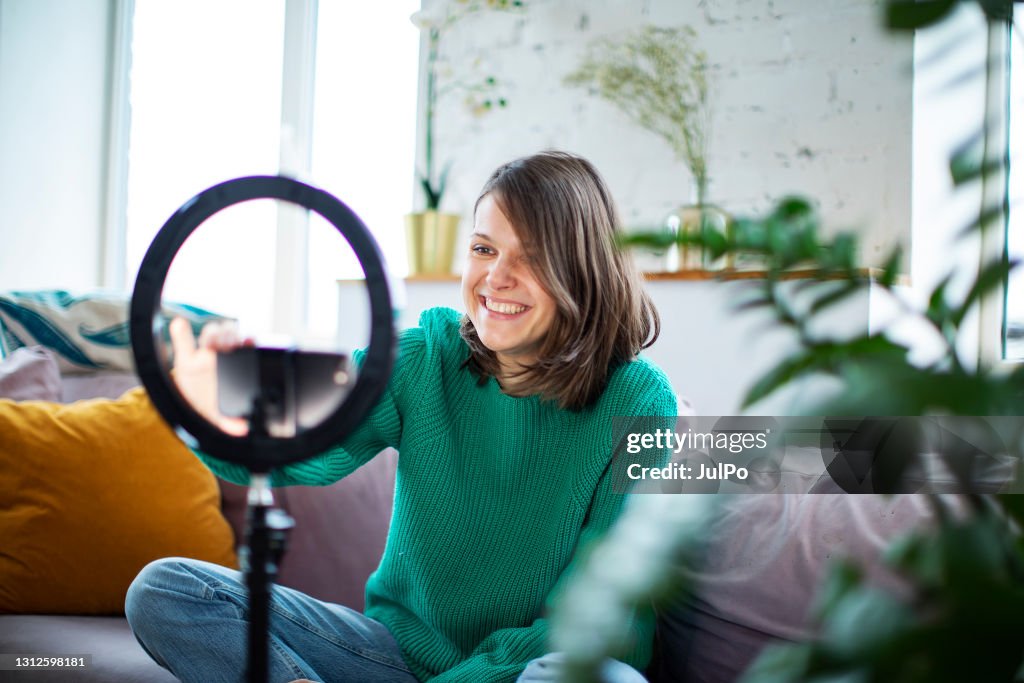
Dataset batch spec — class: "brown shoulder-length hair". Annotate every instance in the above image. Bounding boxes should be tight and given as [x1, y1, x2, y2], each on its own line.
[460, 150, 660, 410]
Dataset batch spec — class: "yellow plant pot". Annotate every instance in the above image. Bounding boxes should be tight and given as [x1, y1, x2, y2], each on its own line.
[405, 211, 461, 275]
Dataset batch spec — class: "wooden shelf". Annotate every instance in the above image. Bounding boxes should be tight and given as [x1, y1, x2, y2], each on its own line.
[642, 267, 900, 282]
[340, 267, 902, 285]
[404, 274, 462, 283]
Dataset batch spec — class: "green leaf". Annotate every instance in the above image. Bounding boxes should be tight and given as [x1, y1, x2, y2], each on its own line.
[949, 132, 1004, 187]
[956, 201, 1007, 237]
[871, 417, 930, 494]
[844, 334, 910, 359]
[939, 515, 1015, 590]
[773, 195, 814, 221]
[823, 234, 858, 271]
[419, 176, 440, 211]
[978, 0, 1014, 21]
[618, 230, 677, 250]
[950, 257, 1017, 328]
[819, 588, 916, 660]
[738, 643, 815, 683]
[742, 350, 822, 408]
[813, 561, 865, 623]
[701, 222, 729, 258]
[925, 273, 954, 330]
[729, 217, 768, 251]
[878, 247, 903, 288]
[436, 160, 453, 208]
[808, 281, 863, 315]
[732, 295, 774, 313]
[885, 532, 944, 585]
[997, 494, 1024, 532]
[884, 0, 958, 30]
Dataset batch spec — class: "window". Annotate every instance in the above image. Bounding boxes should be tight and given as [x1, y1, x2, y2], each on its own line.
[124, 0, 418, 344]
[308, 1, 419, 342]
[1004, 10, 1024, 359]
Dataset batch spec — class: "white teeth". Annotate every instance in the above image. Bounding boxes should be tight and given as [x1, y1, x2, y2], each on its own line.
[485, 298, 527, 315]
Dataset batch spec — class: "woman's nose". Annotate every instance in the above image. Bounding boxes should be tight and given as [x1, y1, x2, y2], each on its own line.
[486, 257, 516, 289]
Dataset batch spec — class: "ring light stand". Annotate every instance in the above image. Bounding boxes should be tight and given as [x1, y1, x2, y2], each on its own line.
[130, 176, 395, 683]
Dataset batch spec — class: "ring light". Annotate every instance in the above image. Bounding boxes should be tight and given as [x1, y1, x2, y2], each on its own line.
[129, 176, 396, 683]
[129, 175, 395, 473]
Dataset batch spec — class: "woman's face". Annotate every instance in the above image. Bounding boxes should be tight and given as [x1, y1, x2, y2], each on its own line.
[461, 194, 557, 373]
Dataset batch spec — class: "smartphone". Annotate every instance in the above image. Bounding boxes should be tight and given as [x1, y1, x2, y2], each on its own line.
[216, 347, 353, 438]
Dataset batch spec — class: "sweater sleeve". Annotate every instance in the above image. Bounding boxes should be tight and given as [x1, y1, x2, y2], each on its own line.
[433, 387, 678, 682]
[195, 325, 427, 487]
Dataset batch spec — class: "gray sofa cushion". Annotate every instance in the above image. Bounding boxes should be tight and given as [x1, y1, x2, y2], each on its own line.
[0, 615, 176, 682]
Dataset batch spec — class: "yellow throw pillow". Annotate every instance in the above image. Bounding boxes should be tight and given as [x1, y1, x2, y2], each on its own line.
[0, 387, 238, 614]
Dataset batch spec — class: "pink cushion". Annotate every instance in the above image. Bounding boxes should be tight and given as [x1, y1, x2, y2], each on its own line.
[0, 346, 61, 401]
[654, 494, 938, 682]
[60, 372, 140, 403]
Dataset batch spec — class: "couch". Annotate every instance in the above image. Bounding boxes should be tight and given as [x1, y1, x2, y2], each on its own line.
[0, 292, 940, 683]
[0, 344, 400, 682]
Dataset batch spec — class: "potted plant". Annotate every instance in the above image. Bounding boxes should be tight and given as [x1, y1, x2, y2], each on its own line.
[565, 25, 727, 270]
[407, 0, 523, 275]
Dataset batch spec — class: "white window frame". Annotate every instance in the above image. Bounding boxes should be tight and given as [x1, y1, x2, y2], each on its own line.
[100, 0, 135, 290]
[977, 12, 1014, 369]
[102, 0, 322, 336]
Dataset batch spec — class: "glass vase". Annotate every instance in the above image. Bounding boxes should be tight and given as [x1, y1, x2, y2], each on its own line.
[663, 186, 730, 271]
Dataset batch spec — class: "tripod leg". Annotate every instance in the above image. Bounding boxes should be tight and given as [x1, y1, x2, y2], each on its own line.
[242, 474, 294, 683]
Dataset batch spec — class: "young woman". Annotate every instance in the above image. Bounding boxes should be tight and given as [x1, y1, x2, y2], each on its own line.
[126, 151, 678, 683]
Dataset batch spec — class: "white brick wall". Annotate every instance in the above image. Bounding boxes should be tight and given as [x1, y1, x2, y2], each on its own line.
[418, 0, 912, 269]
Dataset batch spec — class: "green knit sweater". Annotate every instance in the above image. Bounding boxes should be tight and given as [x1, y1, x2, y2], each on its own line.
[199, 307, 677, 682]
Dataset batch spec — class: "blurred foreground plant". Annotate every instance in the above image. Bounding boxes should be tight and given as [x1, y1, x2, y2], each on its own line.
[551, 2, 1024, 679]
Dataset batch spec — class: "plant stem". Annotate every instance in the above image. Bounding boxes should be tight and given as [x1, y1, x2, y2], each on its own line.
[425, 27, 440, 210]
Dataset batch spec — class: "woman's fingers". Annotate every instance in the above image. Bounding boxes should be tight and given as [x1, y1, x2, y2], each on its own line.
[168, 317, 197, 361]
[197, 320, 243, 352]
[168, 318, 253, 437]
[219, 415, 250, 437]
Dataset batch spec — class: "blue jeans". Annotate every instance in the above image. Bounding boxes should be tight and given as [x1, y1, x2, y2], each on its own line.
[126, 558, 647, 683]
[126, 558, 416, 683]
[518, 653, 648, 682]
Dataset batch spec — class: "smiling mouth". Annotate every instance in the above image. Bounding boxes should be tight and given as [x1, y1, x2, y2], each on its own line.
[482, 296, 529, 315]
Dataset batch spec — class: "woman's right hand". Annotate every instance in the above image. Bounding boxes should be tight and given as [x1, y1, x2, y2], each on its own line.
[168, 317, 251, 436]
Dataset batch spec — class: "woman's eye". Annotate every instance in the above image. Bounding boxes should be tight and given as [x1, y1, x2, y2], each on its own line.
[471, 244, 493, 255]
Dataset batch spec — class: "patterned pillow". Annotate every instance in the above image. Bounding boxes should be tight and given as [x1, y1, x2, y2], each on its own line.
[0, 290, 226, 375]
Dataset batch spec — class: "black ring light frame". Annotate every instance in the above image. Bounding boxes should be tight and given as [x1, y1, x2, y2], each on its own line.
[130, 175, 395, 473]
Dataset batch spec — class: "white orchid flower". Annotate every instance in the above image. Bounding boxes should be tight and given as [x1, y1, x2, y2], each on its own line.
[410, 8, 444, 29]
